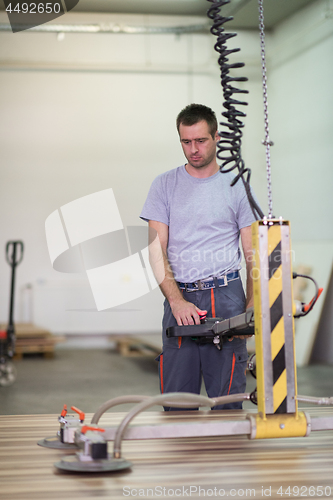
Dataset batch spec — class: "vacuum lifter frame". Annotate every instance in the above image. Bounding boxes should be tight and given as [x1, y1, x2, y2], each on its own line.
[37, 219, 333, 473]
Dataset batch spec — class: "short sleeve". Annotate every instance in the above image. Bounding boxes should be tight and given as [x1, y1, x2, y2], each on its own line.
[140, 174, 169, 225]
[236, 185, 260, 229]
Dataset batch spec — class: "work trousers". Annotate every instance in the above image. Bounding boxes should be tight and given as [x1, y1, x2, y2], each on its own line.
[157, 277, 248, 411]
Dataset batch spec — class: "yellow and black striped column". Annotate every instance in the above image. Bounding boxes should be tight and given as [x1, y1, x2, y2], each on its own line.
[268, 224, 287, 413]
[252, 219, 298, 417]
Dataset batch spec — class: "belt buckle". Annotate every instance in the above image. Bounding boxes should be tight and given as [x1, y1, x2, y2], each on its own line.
[220, 275, 228, 287]
[185, 282, 197, 292]
[199, 280, 213, 290]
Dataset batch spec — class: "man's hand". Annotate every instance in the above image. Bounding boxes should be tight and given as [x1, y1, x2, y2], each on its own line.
[228, 333, 252, 341]
[148, 221, 207, 327]
[170, 298, 207, 326]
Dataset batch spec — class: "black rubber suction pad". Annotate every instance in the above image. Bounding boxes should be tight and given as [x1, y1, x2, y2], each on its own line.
[37, 436, 79, 450]
[54, 454, 132, 473]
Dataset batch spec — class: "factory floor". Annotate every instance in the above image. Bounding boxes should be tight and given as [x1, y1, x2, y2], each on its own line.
[1, 348, 333, 415]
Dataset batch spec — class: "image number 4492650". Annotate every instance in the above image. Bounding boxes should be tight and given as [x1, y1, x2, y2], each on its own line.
[5, 2, 62, 14]
[4, 1, 80, 32]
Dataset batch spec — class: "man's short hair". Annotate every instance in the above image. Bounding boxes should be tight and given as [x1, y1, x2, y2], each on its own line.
[176, 103, 218, 138]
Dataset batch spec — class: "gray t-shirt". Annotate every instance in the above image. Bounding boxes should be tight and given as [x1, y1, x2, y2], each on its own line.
[140, 165, 256, 282]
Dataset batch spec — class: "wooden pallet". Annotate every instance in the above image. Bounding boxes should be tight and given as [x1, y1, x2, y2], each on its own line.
[110, 334, 161, 358]
[0, 323, 65, 359]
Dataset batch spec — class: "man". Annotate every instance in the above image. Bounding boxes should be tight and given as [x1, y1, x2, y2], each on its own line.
[140, 104, 255, 410]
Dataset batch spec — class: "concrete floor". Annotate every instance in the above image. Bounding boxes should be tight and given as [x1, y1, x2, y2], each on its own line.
[1, 348, 333, 415]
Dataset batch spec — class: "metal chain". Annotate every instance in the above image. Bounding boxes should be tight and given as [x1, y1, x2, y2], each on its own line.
[258, 0, 274, 219]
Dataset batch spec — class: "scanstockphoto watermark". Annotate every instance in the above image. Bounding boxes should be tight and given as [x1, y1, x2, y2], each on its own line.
[168, 247, 296, 266]
[45, 188, 165, 310]
[123, 486, 257, 497]
[163, 246, 296, 283]
[123, 485, 333, 497]
[4, 0, 80, 33]
[44, 187, 296, 310]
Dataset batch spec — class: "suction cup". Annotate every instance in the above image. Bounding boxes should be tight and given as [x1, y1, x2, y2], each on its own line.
[37, 436, 79, 450]
[0, 361, 17, 386]
[54, 454, 132, 473]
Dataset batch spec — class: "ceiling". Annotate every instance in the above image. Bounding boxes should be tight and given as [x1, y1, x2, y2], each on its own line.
[0, 0, 317, 30]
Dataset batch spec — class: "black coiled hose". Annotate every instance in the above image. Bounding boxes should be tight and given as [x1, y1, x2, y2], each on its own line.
[207, 0, 264, 220]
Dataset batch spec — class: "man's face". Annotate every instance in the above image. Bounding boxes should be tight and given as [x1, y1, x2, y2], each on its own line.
[179, 120, 218, 170]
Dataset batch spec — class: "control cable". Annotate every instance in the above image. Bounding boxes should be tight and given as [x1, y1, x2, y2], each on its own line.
[207, 0, 273, 220]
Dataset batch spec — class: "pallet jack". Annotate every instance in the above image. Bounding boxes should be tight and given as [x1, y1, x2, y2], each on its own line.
[0, 241, 24, 387]
[37, 0, 332, 473]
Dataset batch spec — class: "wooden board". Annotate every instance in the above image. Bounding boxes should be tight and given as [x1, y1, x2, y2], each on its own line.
[1, 409, 333, 499]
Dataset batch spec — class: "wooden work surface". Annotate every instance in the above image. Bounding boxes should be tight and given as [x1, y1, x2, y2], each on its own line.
[1, 409, 333, 500]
